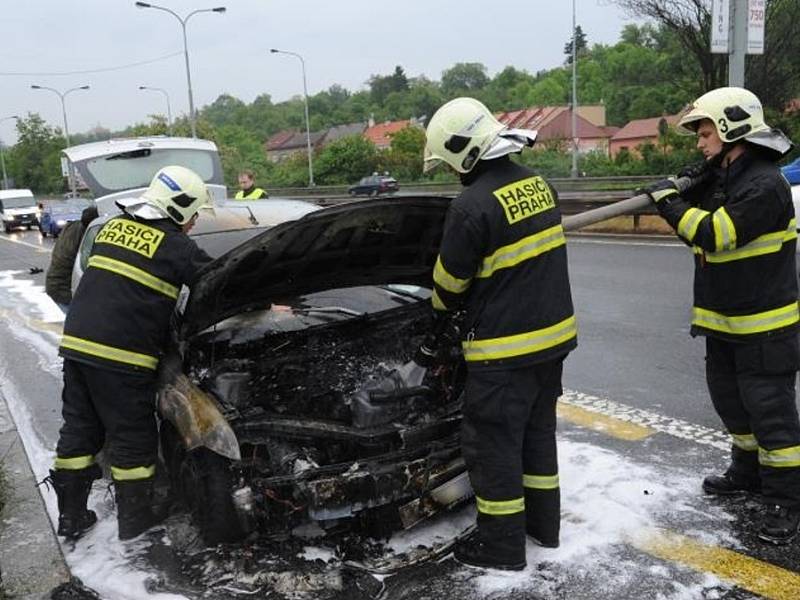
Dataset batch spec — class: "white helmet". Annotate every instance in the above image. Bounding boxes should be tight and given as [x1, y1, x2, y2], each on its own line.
[120, 165, 213, 225]
[424, 97, 507, 174]
[678, 87, 770, 142]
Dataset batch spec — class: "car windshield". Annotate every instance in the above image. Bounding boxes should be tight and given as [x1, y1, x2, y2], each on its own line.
[85, 148, 216, 193]
[192, 227, 271, 259]
[50, 200, 91, 215]
[1, 196, 35, 209]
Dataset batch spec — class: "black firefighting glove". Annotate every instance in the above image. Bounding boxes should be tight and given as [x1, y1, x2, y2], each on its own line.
[413, 312, 455, 368]
[638, 178, 680, 204]
[677, 160, 710, 180]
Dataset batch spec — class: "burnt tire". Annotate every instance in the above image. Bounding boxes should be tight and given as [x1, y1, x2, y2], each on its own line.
[160, 423, 244, 544]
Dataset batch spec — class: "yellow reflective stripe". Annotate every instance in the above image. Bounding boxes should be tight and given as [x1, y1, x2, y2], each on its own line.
[111, 465, 156, 481]
[431, 288, 447, 311]
[712, 208, 737, 252]
[692, 302, 800, 336]
[759, 446, 800, 468]
[463, 315, 577, 362]
[523, 474, 559, 490]
[477, 224, 565, 279]
[54, 455, 95, 470]
[433, 256, 472, 294]
[61, 335, 159, 370]
[88, 255, 179, 300]
[475, 495, 525, 516]
[731, 433, 758, 452]
[694, 220, 796, 264]
[677, 208, 710, 242]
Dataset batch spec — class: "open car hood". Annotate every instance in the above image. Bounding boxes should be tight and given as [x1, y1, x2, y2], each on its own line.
[181, 196, 451, 338]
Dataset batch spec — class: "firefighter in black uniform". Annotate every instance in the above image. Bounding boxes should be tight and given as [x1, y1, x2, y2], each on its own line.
[420, 97, 577, 570]
[47, 165, 214, 541]
[644, 87, 800, 544]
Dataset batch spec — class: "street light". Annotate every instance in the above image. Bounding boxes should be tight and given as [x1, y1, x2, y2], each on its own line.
[570, 0, 579, 179]
[271, 48, 315, 187]
[31, 84, 90, 195]
[139, 85, 173, 135]
[0, 115, 19, 190]
[135, 2, 226, 139]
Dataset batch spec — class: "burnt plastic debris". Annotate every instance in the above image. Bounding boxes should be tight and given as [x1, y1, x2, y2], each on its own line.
[350, 360, 431, 428]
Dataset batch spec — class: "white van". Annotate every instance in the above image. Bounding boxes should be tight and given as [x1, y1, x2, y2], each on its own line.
[0, 189, 39, 233]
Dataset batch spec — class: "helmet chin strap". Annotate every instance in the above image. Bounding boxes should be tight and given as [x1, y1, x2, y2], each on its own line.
[708, 142, 736, 168]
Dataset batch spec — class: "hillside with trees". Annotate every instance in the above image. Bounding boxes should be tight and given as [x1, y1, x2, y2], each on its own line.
[4, 3, 799, 193]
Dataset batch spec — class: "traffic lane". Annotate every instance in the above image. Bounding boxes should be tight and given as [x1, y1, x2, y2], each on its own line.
[564, 236, 765, 431]
[0, 227, 54, 272]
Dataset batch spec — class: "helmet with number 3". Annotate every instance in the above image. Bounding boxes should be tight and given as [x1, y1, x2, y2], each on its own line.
[678, 87, 770, 143]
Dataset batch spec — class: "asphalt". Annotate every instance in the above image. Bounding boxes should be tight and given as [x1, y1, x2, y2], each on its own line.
[0, 387, 70, 598]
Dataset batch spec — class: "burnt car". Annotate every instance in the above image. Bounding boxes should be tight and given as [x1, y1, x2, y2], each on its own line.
[156, 197, 469, 544]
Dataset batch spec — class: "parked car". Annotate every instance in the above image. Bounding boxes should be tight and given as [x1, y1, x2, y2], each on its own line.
[348, 175, 399, 196]
[65, 136, 467, 545]
[39, 199, 92, 238]
[782, 156, 800, 186]
[0, 189, 39, 233]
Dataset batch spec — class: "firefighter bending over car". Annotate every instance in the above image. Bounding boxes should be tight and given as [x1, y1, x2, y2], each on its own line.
[417, 97, 577, 570]
[643, 87, 800, 545]
[46, 166, 213, 541]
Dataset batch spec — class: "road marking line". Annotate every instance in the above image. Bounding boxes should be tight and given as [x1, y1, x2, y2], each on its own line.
[0, 235, 51, 253]
[557, 402, 653, 441]
[632, 529, 800, 600]
[561, 390, 730, 450]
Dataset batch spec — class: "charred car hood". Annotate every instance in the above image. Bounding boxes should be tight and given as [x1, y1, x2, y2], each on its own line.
[181, 196, 451, 338]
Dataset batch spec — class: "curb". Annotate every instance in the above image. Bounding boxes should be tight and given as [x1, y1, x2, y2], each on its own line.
[0, 390, 70, 599]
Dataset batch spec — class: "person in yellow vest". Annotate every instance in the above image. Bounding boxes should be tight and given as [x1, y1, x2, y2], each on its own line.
[235, 169, 268, 199]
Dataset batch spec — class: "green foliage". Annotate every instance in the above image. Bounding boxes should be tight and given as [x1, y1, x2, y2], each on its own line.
[314, 135, 377, 185]
[564, 25, 589, 64]
[380, 126, 426, 181]
[7, 113, 66, 193]
[441, 63, 490, 97]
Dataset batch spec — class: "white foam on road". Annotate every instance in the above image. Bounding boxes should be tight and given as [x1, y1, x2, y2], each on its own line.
[0, 269, 64, 324]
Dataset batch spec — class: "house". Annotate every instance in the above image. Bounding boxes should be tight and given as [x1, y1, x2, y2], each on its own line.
[495, 105, 612, 154]
[321, 122, 368, 146]
[363, 119, 415, 150]
[265, 130, 325, 163]
[609, 115, 680, 158]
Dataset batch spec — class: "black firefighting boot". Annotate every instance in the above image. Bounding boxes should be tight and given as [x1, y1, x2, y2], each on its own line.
[757, 505, 800, 545]
[453, 531, 526, 571]
[47, 464, 102, 540]
[702, 472, 761, 496]
[114, 478, 167, 540]
[525, 488, 560, 548]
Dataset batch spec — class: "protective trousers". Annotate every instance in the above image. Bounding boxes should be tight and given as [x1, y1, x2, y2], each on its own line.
[705, 335, 800, 508]
[461, 358, 563, 558]
[55, 358, 158, 481]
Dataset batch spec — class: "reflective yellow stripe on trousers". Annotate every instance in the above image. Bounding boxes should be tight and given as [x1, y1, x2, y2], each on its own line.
[463, 315, 577, 362]
[54, 455, 95, 470]
[88, 255, 179, 299]
[476, 495, 525, 516]
[61, 335, 159, 370]
[111, 465, 156, 481]
[692, 303, 800, 336]
[523, 474, 560, 489]
[731, 433, 758, 452]
[759, 446, 800, 468]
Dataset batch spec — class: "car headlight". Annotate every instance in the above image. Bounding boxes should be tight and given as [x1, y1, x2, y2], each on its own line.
[56, 219, 67, 227]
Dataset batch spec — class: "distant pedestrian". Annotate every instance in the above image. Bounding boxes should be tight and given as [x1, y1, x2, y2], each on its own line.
[235, 169, 268, 199]
[643, 87, 800, 545]
[45, 205, 99, 314]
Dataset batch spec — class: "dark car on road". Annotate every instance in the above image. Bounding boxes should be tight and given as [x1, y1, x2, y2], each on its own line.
[39, 200, 91, 237]
[348, 175, 399, 196]
[75, 196, 470, 546]
[783, 156, 800, 186]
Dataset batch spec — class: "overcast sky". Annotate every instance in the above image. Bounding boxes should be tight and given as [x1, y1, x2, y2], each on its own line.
[1, 0, 635, 145]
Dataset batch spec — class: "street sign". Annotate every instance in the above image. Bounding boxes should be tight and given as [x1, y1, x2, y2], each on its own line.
[711, 0, 731, 54]
[747, 0, 765, 55]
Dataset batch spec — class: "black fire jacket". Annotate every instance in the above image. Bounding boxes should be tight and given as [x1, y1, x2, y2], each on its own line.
[60, 214, 212, 373]
[432, 157, 577, 369]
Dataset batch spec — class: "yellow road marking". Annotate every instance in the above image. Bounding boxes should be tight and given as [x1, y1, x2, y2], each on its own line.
[633, 529, 800, 600]
[557, 401, 654, 441]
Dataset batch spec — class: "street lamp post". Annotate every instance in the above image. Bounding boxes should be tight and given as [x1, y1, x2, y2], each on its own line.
[0, 115, 20, 190]
[271, 48, 315, 187]
[139, 85, 173, 135]
[135, 2, 226, 139]
[31, 84, 90, 195]
[570, 0, 579, 179]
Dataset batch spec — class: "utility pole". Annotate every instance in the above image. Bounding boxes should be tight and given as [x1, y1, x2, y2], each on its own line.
[570, 0, 579, 179]
[729, 0, 747, 87]
[711, 0, 765, 88]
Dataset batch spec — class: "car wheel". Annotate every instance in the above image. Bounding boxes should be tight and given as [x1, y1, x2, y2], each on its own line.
[40, 229, 47, 238]
[161, 423, 244, 544]
[3, 223, 10, 234]
[27, 225, 32, 230]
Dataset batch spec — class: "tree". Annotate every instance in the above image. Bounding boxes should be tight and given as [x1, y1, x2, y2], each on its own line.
[564, 25, 589, 64]
[7, 113, 65, 193]
[381, 126, 426, 180]
[441, 63, 489, 96]
[314, 135, 377, 184]
[369, 66, 410, 105]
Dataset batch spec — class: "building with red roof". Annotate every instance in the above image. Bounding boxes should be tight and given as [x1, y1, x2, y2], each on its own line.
[609, 115, 680, 158]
